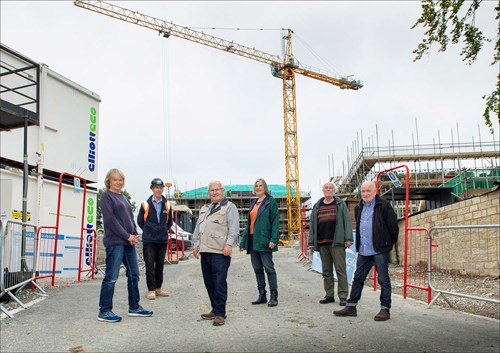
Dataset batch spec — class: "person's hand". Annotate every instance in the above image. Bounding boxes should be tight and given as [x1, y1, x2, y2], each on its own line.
[345, 241, 352, 249]
[128, 234, 138, 245]
[223, 244, 232, 256]
[269, 242, 276, 249]
[193, 247, 199, 259]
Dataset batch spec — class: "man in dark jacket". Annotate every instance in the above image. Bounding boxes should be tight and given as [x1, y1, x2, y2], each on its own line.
[137, 178, 173, 300]
[334, 181, 399, 321]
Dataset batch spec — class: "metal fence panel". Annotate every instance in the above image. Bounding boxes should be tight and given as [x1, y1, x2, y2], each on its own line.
[428, 225, 500, 307]
[1, 220, 46, 318]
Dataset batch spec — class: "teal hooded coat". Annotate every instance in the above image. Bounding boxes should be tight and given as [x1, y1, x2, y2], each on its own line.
[240, 194, 280, 252]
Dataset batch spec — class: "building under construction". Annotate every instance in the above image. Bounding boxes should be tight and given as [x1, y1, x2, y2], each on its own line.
[172, 136, 499, 238]
[332, 136, 499, 219]
[172, 184, 311, 239]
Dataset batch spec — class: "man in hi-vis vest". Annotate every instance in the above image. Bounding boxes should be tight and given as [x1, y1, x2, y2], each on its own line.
[192, 181, 240, 327]
[137, 178, 173, 300]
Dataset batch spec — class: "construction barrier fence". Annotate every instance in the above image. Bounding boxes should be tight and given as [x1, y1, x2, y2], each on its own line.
[0, 220, 46, 318]
[427, 224, 500, 307]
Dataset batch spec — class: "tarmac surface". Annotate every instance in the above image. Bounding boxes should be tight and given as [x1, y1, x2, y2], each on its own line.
[1, 247, 499, 353]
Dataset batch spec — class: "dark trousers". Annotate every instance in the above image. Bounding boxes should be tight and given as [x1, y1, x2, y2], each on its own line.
[143, 242, 168, 291]
[347, 252, 392, 309]
[200, 252, 231, 317]
[250, 250, 278, 291]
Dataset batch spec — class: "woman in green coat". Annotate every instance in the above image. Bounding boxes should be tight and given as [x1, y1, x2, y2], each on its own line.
[240, 178, 280, 307]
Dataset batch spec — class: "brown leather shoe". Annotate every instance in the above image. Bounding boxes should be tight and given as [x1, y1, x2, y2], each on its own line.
[213, 316, 225, 326]
[201, 311, 215, 320]
[319, 296, 335, 304]
[339, 299, 347, 306]
[146, 291, 156, 300]
[374, 309, 390, 321]
[333, 306, 357, 317]
[201, 311, 227, 320]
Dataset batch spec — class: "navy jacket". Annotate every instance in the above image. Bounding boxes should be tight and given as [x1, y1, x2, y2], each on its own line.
[137, 195, 174, 243]
[354, 195, 399, 253]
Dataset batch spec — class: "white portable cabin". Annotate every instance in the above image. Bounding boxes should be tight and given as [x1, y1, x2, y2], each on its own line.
[1, 44, 100, 278]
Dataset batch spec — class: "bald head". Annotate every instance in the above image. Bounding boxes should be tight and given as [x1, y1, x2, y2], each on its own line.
[361, 181, 376, 204]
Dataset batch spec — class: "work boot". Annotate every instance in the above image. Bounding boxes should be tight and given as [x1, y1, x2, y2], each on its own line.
[319, 296, 335, 304]
[333, 306, 357, 317]
[374, 309, 390, 321]
[268, 290, 278, 307]
[213, 316, 225, 326]
[252, 290, 267, 305]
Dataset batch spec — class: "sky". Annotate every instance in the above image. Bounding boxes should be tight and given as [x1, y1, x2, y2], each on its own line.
[1, 1, 498, 205]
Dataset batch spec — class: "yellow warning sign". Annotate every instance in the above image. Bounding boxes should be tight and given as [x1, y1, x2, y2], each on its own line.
[11, 210, 31, 221]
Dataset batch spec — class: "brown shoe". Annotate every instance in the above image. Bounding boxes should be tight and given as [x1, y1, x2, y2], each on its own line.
[319, 296, 335, 304]
[213, 316, 225, 326]
[201, 311, 227, 320]
[201, 311, 215, 320]
[333, 306, 357, 317]
[146, 291, 156, 300]
[339, 299, 347, 306]
[155, 289, 169, 297]
[374, 309, 390, 321]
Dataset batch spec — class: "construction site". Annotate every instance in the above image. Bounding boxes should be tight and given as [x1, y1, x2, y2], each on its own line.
[0, 1, 499, 351]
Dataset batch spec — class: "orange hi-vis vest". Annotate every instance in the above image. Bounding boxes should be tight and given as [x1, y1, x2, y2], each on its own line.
[142, 200, 171, 223]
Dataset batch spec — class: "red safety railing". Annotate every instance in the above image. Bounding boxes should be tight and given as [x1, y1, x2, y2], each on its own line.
[35, 172, 97, 285]
[405, 227, 433, 303]
[297, 205, 309, 263]
[34, 226, 57, 285]
[167, 211, 183, 262]
[369, 164, 410, 291]
[78, 228, 97, 281]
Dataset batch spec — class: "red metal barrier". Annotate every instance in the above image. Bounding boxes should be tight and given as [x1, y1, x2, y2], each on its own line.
[78, 228, 97, 281]
[34, 226, 57, 285]
[369, 165, 410, 291]
[405, 227, 432, 303]
[167, 212, 181, 262]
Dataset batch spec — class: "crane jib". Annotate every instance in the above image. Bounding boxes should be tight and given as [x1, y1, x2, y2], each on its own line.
[74, 0, 363, 239]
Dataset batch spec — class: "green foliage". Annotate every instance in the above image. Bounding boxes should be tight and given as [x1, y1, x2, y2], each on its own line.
[412, 0, 500, 133]
[96, 187, 137, 230]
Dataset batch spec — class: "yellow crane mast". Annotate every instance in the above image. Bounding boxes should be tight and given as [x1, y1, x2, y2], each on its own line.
[74, 0, 363, 239]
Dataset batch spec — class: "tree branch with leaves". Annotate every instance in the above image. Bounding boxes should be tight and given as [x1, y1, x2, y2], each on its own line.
[412, 0, 499, 133]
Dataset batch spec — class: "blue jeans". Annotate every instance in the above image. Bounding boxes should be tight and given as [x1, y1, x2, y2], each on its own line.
[250, 250, 278, 291]
[347, 252, 392, 309]
[200, 252, 231, 317]
[99, 244, 141, 314]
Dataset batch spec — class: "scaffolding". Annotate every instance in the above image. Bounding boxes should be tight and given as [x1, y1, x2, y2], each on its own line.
[335, 140, 499, 197]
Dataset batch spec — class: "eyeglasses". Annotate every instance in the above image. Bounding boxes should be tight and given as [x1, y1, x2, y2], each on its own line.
[208, 188, 223, 193]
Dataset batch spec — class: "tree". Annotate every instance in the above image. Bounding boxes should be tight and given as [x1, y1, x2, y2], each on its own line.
[96, 188, 137, 230]
[412, 0, 499, 133]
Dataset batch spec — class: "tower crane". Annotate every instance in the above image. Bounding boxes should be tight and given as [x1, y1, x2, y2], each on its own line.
[74, 0, 363, 240]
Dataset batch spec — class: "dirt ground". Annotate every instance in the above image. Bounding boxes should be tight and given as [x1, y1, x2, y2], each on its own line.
[377, 264, 500, 320]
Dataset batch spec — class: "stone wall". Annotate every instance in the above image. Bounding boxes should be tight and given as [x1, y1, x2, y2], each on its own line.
[395, 189, 499, 277]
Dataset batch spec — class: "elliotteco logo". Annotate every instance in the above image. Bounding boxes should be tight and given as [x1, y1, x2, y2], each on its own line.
[88, 107, 97, 172]
[85, 197, 95, 266]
